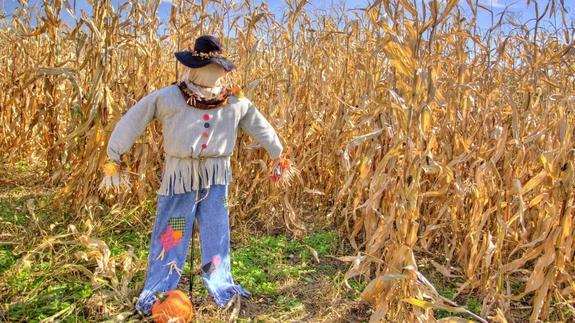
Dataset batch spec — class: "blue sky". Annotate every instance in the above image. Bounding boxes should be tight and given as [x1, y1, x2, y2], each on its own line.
[2, 0, 573, 36]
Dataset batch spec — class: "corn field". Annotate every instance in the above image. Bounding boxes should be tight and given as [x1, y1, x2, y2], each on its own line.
[1, 0, 574, 321]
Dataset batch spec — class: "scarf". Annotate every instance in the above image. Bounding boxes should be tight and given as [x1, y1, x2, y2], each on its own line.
[176, 81, 231, 110]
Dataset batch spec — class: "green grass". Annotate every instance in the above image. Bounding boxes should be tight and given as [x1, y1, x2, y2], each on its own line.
[0, 190, 28, 225]
[8, 280, 93, 321]
[231, 231, 337, 297]
[104, 230, 149, 258]
[439, 285, 457, 300]
[14, 160, 34, 171]
[7, 262, 51, 294]
[429, 272, 481, 320]
[3, 256, 92, 321]
[274, 295, 304, 311]
[231, 235, 307, 295]
[434, 294, 482, 320]
[303, 231, 337, 258]
[466, 297, 481, 314]
[347, 279, 368, 300]
[0, 246, 15, 274]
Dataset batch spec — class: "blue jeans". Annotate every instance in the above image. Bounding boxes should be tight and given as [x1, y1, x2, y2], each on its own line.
[134, 184, 251, 315]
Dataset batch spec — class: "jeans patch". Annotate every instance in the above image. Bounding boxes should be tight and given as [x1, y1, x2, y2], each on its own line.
[168, 217, 186, 234]
[202, 255, 221, 274]
[157, 225, 183, 261]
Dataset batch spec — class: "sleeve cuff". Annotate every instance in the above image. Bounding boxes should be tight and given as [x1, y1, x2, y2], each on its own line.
[106, 146, 122, 163]
[268, 141, 283, 160]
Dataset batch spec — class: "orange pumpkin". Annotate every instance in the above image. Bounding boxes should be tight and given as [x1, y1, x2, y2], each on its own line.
[151, 290, 194, 323]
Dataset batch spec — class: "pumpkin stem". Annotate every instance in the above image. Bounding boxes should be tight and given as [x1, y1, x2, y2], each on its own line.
[153, 291, 167, 302]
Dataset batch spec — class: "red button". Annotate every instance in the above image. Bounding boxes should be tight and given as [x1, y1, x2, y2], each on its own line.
[202, 131, 209, 138]
[203, 114, 211, 121]
[201, 143, 208, 149]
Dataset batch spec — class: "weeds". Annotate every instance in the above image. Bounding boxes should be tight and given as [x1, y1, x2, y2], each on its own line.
[1, 173, 350, 321]
[231, 231, 336, 296]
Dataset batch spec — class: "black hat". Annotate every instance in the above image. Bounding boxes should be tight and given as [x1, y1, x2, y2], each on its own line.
[174, 35, 236, 72]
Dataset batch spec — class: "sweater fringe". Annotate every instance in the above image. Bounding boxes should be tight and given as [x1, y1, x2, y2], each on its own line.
[158, 155, 232, 195]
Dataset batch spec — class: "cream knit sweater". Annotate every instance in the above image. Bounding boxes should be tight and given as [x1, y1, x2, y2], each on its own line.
[107, 84, 283, 195]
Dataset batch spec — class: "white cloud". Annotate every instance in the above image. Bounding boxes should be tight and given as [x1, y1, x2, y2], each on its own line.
[480, 0, 516, 9]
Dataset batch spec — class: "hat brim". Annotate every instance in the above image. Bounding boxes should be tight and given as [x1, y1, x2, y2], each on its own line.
[174, 51, 236, 72]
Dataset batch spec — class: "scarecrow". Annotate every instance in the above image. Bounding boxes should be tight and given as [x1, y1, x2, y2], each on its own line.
[100, 35, 296, 316]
